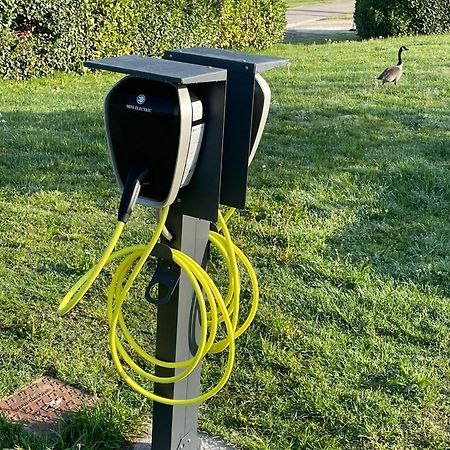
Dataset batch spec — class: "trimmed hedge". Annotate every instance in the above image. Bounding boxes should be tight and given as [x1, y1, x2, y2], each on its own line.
[355, 0, 450, 39]
[0, 0, 285, 79]
[218, 0, 286, 49]
[0, 0, 88, 78]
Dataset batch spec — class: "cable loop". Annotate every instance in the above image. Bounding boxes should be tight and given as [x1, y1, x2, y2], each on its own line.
[58, 206, 258, 405]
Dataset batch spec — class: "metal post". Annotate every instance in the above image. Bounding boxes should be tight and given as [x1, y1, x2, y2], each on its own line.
[151, 210, 210, 450]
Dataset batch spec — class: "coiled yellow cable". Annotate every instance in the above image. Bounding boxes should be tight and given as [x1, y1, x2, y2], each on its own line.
[58, 206, 259, 405]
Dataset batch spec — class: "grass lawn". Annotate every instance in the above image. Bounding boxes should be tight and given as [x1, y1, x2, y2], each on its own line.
[1, 33, 449, 449]
[285, 0, 333, 7]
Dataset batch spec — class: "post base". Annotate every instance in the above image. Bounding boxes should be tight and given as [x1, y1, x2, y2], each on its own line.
[129, 431, 238, 450]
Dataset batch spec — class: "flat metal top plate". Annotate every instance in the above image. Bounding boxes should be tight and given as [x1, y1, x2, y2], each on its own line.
[0, 376, 94, 433]
[165, 47, 289, 73]
[85, 55, 227, 85]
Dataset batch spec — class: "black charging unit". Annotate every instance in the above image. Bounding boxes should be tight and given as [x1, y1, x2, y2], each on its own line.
[84, 49, 288, 450]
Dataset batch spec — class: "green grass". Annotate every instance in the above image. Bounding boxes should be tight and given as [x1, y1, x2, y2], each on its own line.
[0, 402, 145, 450]
[326, 13, 354, 20]
[0, 33, 449, 449]
[284, 30, 358, 45]
[286, 0, 333, 7]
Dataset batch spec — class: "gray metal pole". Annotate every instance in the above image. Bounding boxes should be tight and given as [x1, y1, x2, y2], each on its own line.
[151, 211, 210, 450]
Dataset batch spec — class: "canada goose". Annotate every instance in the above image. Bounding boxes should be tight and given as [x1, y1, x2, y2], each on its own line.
[377, 46, 408, 85]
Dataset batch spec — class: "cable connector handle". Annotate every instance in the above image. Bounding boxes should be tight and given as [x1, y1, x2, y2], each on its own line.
[118, 163, 151, 223]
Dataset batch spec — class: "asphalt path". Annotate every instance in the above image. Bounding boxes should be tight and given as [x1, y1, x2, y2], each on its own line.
[286, 0, 355, 31]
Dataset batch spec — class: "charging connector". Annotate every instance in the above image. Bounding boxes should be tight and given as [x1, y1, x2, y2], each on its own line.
[118, 163, 150, 223]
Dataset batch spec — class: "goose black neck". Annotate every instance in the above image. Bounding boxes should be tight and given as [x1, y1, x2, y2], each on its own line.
[397, 48, 404, 65]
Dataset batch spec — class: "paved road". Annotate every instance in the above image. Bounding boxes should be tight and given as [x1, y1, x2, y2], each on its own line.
[286, 0, 355, 31]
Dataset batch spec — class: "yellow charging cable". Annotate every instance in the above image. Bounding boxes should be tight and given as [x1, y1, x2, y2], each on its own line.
[58, 206, 259, 405]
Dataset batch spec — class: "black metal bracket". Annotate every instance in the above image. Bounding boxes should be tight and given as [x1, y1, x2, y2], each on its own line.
[146, 265, 180, 306]
[145, 243, 179, 306]
[164, 47, 288, 209]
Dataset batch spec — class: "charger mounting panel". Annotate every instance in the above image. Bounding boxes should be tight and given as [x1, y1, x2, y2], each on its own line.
[164, 48, 289, 209]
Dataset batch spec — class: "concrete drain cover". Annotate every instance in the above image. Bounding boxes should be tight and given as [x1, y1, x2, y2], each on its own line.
[0, 376, 94, 433]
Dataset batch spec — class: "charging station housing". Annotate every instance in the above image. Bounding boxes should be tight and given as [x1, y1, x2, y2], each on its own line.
[86, 55, 227, 222]
[82, 49, 288, 450]
[105, 77, 204, 208]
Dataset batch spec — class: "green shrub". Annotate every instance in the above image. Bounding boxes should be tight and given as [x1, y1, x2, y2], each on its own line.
[217, 0, 286, 49]
[0, 0, 285, 79]
[0, 0, 88, 78]
[133, 0, 219, 57]
[355, 0, 450, 39]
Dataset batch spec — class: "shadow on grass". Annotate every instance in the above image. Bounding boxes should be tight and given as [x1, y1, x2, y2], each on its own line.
[0, 110, 112, 197]
[361, 363, 438, 404]
[284, 29, 360, 45]
[261, 101, 450, 298]
[1, 98, 448, 299]
[3, 103, 447, 296]
[0, 414, 48, 450]
[328, 163, 449, 297]
[0, 93, 450, 295]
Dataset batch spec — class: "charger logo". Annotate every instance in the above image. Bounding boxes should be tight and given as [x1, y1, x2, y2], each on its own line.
[126, 94, 152, 113]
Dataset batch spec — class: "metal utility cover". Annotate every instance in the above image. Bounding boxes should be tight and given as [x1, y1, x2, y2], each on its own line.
[0, 376, 94, 433]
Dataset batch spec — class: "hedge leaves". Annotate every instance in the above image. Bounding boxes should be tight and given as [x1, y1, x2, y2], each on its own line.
[0, 0, 286, 79]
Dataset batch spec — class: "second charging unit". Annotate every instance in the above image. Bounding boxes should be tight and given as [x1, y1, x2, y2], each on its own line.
[59, 49, 288, 450]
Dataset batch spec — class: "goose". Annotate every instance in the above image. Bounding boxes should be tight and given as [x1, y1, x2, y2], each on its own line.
[377, 46, 408, 85]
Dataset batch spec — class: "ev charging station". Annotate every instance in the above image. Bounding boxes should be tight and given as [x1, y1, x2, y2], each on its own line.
[61, 48, 288, 450]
